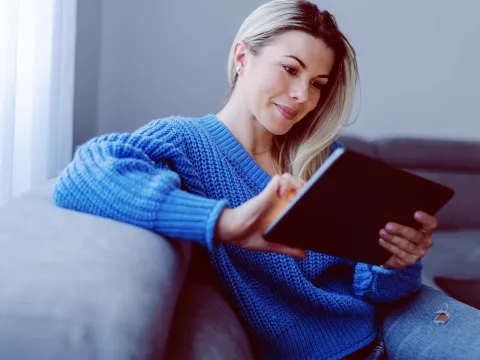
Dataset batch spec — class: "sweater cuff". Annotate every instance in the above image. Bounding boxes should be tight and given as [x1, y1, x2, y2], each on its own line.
[156, 188, 229, 251]
[353, 263, 375, 300]
[354, 261, 422, 302]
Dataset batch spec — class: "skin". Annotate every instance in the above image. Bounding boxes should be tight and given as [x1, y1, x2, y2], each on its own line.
[216, 30, 437, 269]
[217, 30, 334, 162]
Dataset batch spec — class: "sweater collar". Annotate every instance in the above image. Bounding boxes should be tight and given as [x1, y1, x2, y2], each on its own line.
[199, 114, 272, 192]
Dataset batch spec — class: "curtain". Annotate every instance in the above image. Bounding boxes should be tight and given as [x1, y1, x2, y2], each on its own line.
[0, 0, 77, 206]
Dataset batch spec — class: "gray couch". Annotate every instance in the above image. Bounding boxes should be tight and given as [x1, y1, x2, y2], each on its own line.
[0, 136, 479, 359]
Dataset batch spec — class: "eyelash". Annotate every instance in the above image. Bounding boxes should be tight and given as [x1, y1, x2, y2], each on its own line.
[282, 65, 324, 91]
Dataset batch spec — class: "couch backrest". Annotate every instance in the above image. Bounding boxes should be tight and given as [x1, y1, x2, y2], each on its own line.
[339, 136, 480, 230]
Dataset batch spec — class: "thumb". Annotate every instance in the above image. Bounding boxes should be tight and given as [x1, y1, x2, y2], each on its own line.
[256, 175, 282, 209]
[262, 241, 307, 259]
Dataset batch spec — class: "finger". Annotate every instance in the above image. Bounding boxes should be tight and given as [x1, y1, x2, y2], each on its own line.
[383, 256, 408, 270]
[278, 176, 288, 197]
[278, 173, 294, 197]
[379, 229, 427, 257]
[292, 178, 306, 192]
[383, 257, 401, 270]
[384, 222, 424, 245]
[379, 238, 419, 265]
[279, 173, 303, 198]
[261, 241, 307, 259]
[261, 175, 281, 203]
[414, 211, 438, 233]
[258, 175, 288, 212]
[423, 235, 433, 249]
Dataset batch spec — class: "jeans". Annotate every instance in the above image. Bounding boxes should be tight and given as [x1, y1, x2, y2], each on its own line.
[382, 285, 480, 359]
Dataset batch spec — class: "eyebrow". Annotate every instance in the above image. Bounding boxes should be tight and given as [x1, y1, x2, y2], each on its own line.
[282, 55, 329, 79]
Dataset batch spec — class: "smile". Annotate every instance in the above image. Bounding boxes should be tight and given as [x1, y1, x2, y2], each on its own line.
[275, 104, 298, 120]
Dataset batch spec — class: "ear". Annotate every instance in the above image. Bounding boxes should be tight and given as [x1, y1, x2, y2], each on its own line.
[233, 40, 250, 73]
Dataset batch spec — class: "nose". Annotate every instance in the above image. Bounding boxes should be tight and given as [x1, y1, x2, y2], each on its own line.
[289, 81, 309, 103]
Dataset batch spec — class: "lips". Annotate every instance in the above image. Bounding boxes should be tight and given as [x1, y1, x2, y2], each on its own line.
[275, 104, 299, 120]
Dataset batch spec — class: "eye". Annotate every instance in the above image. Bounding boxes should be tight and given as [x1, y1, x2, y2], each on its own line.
[311, 81, 324, 91]
[283, 65, 297, 76]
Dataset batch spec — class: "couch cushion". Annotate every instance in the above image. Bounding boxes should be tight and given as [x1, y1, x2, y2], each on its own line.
[0, 179, 191, 360]
[166, 251, 253, 360]
[374, 138, 480, 172]
[421, 230, 480, 283]
[408, 170, 480, 230]
[338, 135, 378, 158]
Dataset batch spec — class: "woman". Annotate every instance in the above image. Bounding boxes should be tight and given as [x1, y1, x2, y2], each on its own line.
[53, 0, 480, 359]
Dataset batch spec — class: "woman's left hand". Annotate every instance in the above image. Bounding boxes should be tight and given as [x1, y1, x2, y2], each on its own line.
[379, 211, 438, 269]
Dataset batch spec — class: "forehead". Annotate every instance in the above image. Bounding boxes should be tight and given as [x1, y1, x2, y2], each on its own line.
[261, 30, 335, 71]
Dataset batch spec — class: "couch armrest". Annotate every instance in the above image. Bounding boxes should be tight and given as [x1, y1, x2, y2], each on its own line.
[0, 179, 191, 360]
[166, 251, 253, 360]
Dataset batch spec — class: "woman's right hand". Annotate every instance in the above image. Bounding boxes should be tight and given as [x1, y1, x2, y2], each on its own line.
[215, 173, 308, 258]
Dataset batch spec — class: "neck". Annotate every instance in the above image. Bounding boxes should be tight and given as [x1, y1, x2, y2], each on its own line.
[216, 89, 273, 155]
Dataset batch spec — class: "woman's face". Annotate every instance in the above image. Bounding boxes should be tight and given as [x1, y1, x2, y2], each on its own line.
[236, 30, 335, 135]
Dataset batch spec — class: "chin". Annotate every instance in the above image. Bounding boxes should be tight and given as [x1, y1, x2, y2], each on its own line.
[254, 109, 297, 135]
[264, 121, 294, 136]
[255, 111, 294, 135]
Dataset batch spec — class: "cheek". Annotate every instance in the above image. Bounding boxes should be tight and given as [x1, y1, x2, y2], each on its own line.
[250, 68, 287, 104]
[306, 91, 321, 112]
[293, 93, 320, 125]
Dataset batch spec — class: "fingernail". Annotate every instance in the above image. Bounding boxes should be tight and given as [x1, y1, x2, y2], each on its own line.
[415, 212, 422, 219]
[379, 238, 386, 245]
[380, 229, 388, 237]
[386, 224, 395, 231]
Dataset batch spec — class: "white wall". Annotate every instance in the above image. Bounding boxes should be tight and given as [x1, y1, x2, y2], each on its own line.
[73, 0, 480, 147]
[323, 0, 480, 141]
[94, 0, 266, 137]
[73, 0, 102, 147]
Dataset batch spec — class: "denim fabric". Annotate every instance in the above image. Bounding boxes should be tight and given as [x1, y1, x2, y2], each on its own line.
[342, 325, 387, 360]
[382, 285, 480, 359]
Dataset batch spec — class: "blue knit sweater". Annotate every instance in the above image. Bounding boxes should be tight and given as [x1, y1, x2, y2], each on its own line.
[53, 114, 422, 359]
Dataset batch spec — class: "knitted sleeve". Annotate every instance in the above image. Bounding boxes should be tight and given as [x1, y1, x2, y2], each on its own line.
[352, 261, 423, 303]
[53, 117, 228, 251]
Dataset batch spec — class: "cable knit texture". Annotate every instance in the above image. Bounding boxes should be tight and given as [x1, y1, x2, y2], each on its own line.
[53, 114, 422, 359]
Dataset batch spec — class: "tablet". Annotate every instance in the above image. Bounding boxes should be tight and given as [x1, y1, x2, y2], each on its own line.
[263, 147, 455, 265]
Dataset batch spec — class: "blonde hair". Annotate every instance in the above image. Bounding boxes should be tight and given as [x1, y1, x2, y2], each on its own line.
[227, 0, 358, 181]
